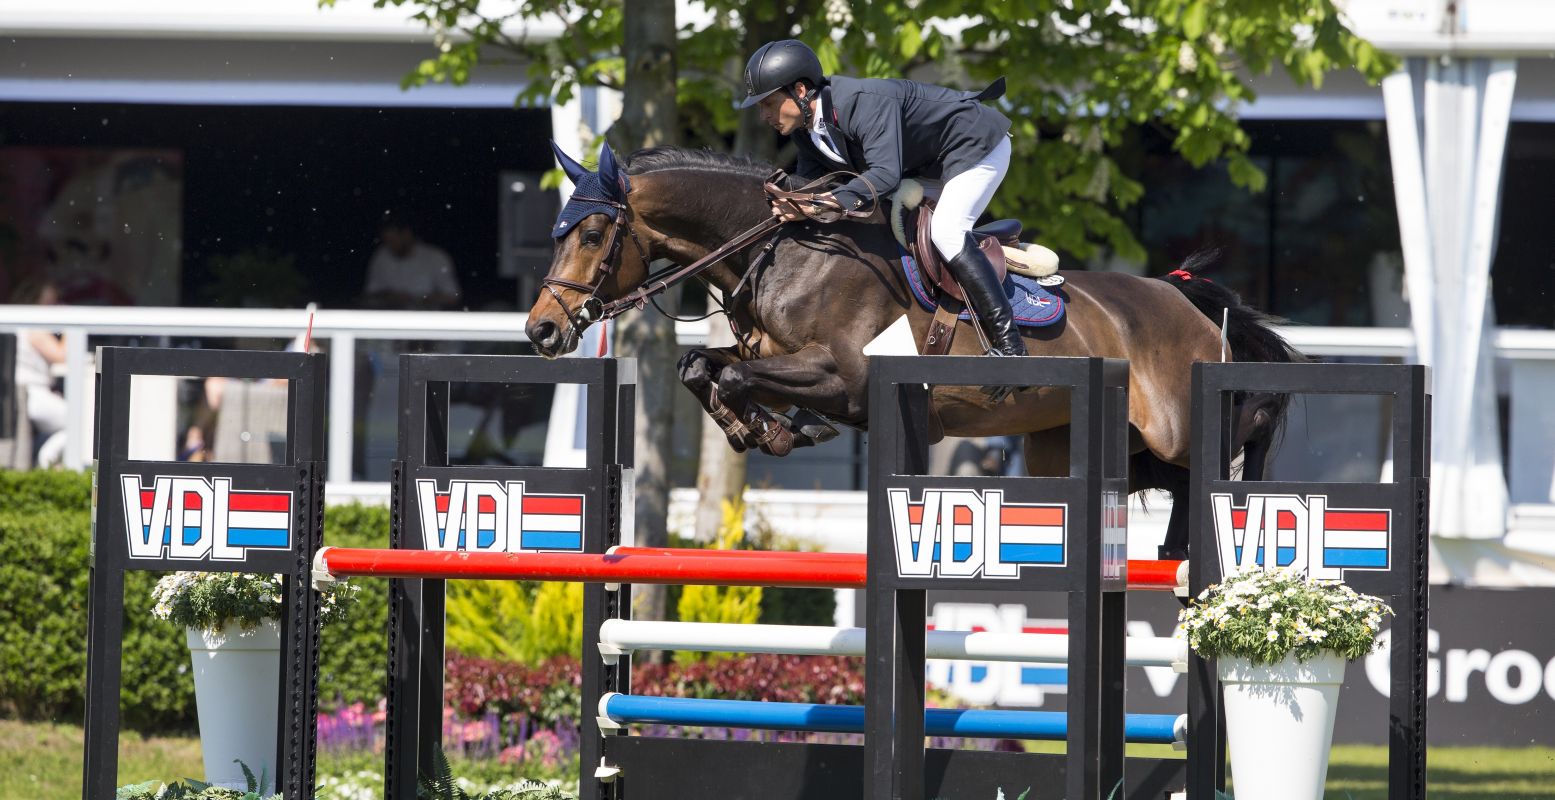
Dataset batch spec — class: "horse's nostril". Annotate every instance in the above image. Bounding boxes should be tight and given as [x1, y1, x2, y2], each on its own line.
[529, 320, 558, 350]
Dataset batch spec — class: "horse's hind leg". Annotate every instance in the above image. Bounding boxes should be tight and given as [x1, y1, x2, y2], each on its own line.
[1130, 451, 1191, 560]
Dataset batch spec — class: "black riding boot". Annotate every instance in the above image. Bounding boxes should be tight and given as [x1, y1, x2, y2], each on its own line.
[947, 232, 1027, 401]
[949, 233, 1027, 357]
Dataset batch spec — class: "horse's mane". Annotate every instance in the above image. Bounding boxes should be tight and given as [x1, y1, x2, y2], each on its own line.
[625, 146, 773, 180]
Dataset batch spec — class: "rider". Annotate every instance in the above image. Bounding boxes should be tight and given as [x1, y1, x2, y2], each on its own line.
[736, 39, 1028, 361]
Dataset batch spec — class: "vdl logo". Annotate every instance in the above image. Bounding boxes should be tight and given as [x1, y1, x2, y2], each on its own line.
[120, 475, 292, 561]
[415, 479, 585, 553]
[888, 488, 1067, 579]
[1211, 493, 1391, 580]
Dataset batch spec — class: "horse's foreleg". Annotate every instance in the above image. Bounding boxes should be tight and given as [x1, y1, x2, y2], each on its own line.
[678, 346, 757, 453]
[715, 346, 855, 457]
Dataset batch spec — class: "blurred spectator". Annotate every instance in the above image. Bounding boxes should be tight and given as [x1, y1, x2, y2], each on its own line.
[361, 214, 461, 310]
[181, 332, 320, 462]
[11, 279, 68, 466]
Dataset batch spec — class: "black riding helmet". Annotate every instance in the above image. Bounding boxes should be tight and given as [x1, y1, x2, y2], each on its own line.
[736, 40, 825, 127]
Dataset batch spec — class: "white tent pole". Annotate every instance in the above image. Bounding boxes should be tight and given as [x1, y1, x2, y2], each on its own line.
[1382, 67, 1435, 366]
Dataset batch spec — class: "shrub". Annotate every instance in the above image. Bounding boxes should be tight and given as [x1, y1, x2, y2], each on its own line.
[444, 651, 868, 723]
[446, 578, 585, 666]
[317, 502, 391, 710]
[0, 470, 196, 729]
[0, 470, 393, 729]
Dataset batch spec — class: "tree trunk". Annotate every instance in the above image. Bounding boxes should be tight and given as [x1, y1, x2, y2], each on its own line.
[688, 8, 806, 545]
[692, 318, 747, 542]
[730, 11, 796, 164]
[608, 0, 678, 631]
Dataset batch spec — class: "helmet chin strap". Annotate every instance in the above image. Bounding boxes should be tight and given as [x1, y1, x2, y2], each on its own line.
[786, 84, 815, 130]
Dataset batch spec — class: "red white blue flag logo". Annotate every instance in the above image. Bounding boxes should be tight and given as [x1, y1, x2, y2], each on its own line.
[120, 475, 292, 561]
[414, 479, 584, 553]
[888, 488, 1068, 578]
[1211, 493, 1390, 580]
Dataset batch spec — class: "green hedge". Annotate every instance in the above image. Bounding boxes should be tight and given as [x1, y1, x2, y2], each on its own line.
[0, 470, 390, 732]
[0, 469, 834, 732]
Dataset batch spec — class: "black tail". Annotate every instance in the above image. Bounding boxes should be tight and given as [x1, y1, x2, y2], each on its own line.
[1159, 251, 1305, 478]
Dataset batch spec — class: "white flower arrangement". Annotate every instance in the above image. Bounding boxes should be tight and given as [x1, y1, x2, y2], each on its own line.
[1177, 568, 1392, 664]
[151, 571, 357, 634]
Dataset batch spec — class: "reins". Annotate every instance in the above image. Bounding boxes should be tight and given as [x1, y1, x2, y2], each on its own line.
[542, 169, 876, 337]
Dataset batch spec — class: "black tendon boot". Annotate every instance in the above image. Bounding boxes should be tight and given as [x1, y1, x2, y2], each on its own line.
[947, 232, 1027, 401]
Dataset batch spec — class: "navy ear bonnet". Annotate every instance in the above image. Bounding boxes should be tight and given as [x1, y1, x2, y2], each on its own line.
[550, 141, 631, 240]
[551, 171, 619, 239]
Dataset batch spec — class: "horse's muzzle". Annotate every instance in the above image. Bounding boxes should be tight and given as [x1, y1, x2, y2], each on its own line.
[527, 318, 570, 359]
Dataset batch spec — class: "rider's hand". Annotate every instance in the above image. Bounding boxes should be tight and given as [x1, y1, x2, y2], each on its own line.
[771, 198, 805, 222]
[809, 192, 841, 214]
[772, 192, 842, 223]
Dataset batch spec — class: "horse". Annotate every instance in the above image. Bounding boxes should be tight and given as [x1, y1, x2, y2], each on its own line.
[524, 143, 1301, 557]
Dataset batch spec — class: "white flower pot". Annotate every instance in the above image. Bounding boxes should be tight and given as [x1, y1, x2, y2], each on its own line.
[1218, 652, 1346, 800]
[186, 619, 282, 790]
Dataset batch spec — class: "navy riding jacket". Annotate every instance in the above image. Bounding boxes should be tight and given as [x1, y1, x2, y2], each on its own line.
[791, 75, 1011, 212]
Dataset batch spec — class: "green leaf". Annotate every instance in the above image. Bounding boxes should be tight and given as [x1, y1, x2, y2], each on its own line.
[899, 20, 923, 60]
[1182, 1, 1209, 41]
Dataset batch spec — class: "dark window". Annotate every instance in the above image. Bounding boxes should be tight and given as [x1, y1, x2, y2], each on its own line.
[1493, 122, 1555, 329]
[0, 102, 555, 311]
[1125, 120, 1406, 328]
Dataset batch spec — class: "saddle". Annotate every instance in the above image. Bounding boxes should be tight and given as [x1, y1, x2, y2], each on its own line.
[909, 203, 1017, 304]
[893, 185, 1059, 355]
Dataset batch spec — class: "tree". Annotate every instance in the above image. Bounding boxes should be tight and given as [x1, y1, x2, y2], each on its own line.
[607, 0, 681, 633]
[337, 0, 1391, 571]
[356, 0, 1390, 260]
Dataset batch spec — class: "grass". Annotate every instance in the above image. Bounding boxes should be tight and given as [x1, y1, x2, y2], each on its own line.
[0, 719, 575, 800]
[1, 719, 203, 800]
[8, 718, 1555, 799]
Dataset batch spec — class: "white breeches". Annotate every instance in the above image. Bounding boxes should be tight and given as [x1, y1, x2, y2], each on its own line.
[26, 385, 68, 466]
[929, 136, 1011, 260]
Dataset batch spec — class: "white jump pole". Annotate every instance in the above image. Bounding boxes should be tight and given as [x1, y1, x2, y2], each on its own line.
[597, 619, 1187, 671]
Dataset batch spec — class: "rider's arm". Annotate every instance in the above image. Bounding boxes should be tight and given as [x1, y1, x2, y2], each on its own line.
[829, 92, 902, 214]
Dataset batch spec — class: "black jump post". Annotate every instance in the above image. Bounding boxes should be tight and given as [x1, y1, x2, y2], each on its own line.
[384, 354, 634, 800]
[1187, 361, 1430, 800]
[866, 355, 1137, 800]
[82, 347, 327, 799]
[589, 355, 1191, 800]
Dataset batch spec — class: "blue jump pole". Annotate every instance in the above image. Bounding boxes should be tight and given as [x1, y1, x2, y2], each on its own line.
[600, 694, 1184, 746]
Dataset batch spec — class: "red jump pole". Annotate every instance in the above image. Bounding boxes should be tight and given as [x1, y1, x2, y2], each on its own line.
[315, 546, 868, 589]
[610, 546, 863, 562]
[1128, 559, 1187, 592]
[615, 547, 1186, 593]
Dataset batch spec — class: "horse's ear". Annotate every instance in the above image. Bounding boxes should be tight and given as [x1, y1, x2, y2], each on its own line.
[550, 141, 591, 186]
[597, 141, 630, 200]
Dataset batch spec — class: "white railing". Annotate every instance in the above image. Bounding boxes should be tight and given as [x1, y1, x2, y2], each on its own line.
[5, 304, 1555, 514]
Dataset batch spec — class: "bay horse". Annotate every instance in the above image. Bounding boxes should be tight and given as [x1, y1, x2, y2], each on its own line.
[524, 144, 1301, 557]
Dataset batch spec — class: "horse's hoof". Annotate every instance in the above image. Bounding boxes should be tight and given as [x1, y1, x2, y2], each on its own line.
[793, 410, 839, 444]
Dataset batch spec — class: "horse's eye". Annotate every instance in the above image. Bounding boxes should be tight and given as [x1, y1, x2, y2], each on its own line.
[582, 230, 604, 247]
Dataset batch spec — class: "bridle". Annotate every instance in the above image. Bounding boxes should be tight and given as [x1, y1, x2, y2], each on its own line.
[541, 193, 651, 333]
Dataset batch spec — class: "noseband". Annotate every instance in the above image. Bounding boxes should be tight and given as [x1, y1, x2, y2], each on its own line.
[542, 194, 651, 332]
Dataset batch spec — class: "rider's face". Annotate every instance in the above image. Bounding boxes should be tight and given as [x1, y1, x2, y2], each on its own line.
[757, 86, 808, 136]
